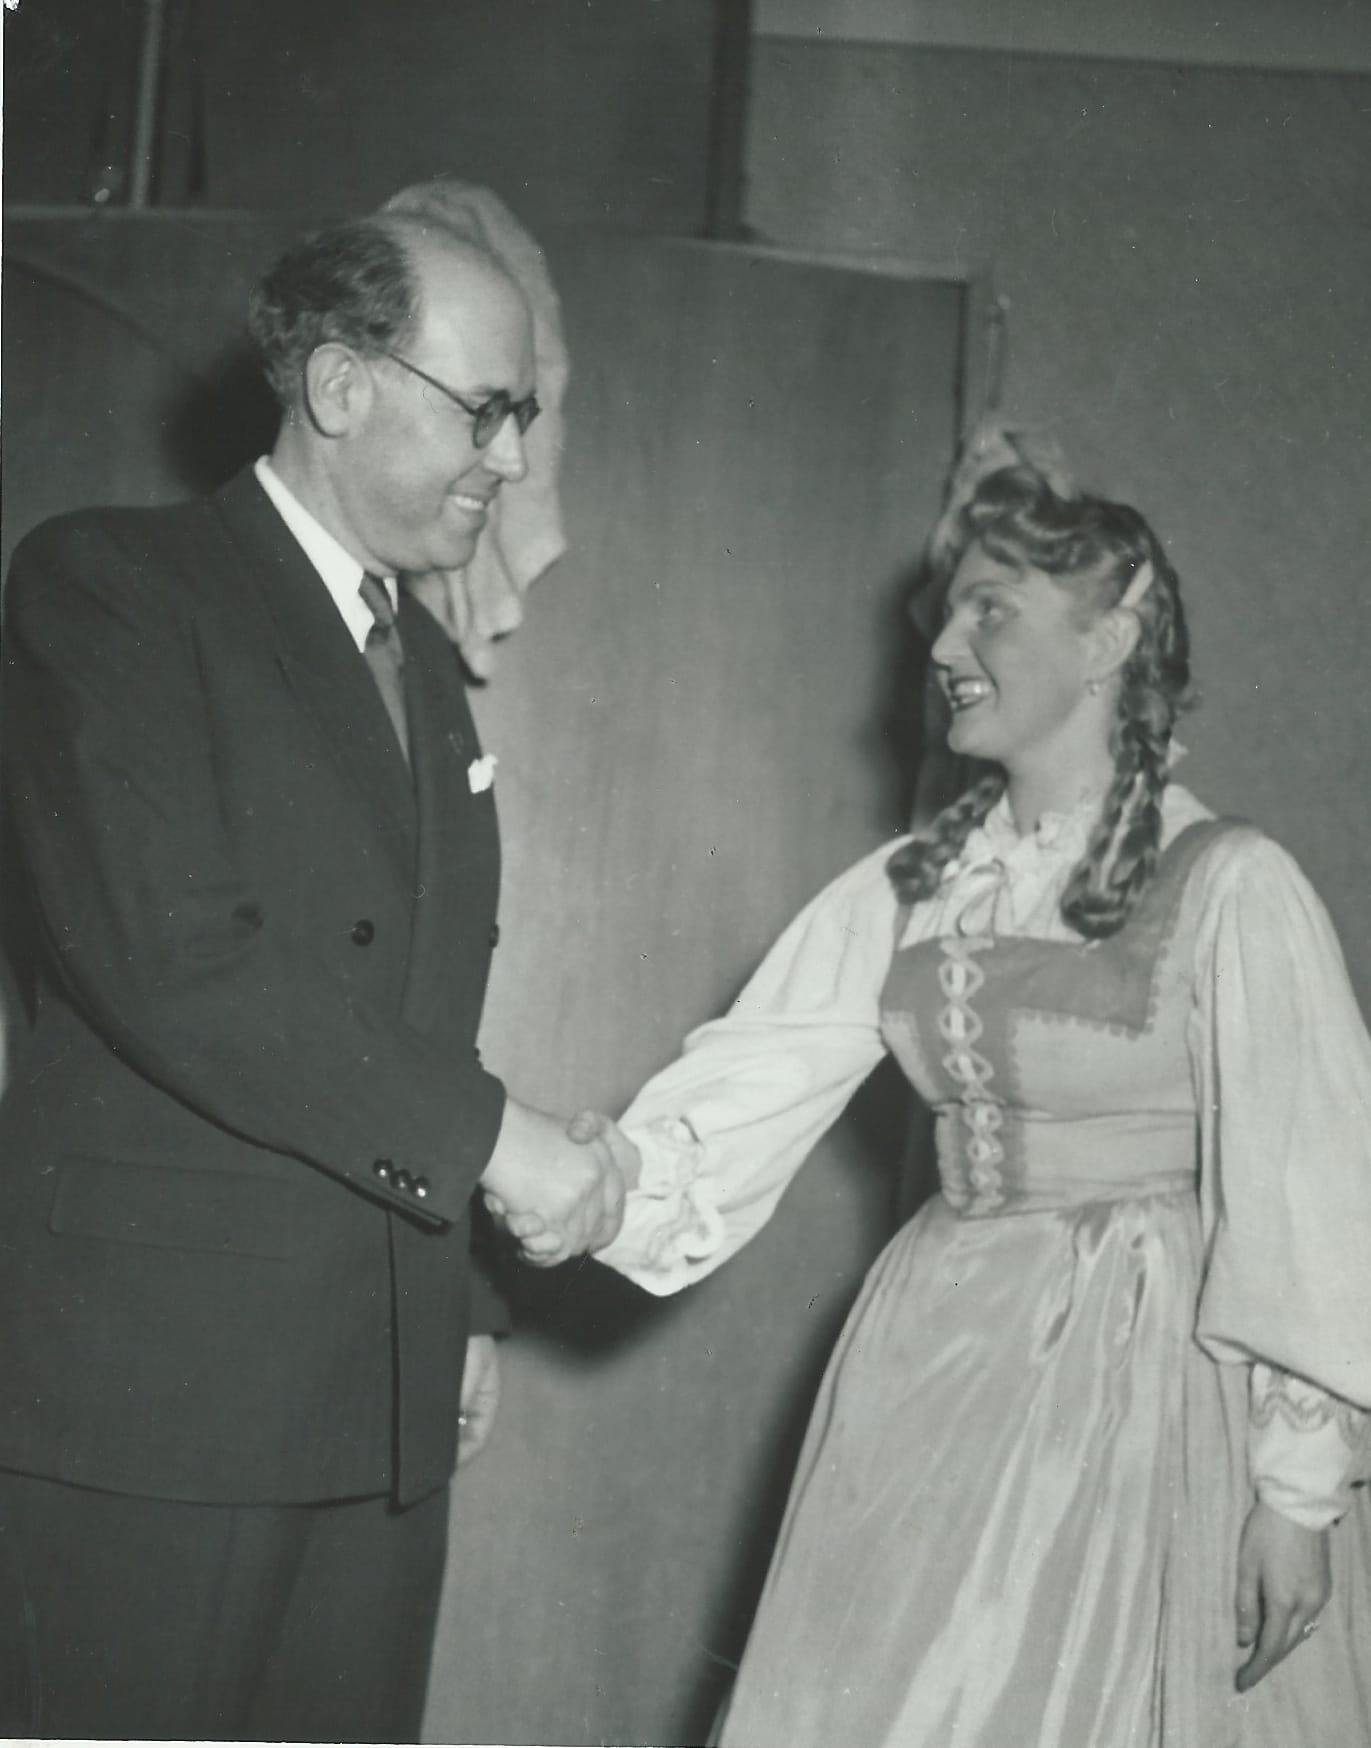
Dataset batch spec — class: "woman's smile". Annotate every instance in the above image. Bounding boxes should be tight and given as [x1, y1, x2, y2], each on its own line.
[944, 674, 995, 712]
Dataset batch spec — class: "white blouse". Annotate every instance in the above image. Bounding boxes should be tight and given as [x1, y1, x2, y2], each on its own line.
[595, 784, 1371, 1528]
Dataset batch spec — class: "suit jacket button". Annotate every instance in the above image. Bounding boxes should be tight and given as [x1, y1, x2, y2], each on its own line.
[488, 922, 501, 949]
[351, 919, 376, 946]
[372, 1158, 393, 1184]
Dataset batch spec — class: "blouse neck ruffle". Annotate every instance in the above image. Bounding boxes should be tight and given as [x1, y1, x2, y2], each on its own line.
[932, 783, 1205, 942]
[953, 789, 1102, 878]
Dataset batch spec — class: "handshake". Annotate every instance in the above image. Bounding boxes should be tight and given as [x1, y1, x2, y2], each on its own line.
[479, 1099, 640, 1268]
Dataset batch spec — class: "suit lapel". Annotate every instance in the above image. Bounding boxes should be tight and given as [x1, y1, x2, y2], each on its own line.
[210, 470, 418, 880]
[206, 470, 498, 1034]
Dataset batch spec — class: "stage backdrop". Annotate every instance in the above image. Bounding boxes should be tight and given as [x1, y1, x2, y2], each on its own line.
[2, 212, 966, 1743]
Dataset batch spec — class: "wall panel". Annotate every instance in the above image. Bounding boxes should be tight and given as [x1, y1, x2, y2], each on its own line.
[748, 43, 1371, 1008]
[429, 235, 962, 1745]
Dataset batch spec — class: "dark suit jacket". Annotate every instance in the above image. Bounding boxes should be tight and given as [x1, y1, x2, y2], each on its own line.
[0, 469, 507, 1507]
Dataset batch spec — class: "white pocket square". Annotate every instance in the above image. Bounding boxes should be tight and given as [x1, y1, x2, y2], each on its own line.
[467, 754, 498, 794]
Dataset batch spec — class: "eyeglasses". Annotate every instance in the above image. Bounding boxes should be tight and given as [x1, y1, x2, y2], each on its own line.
[376, 348, 540, 449]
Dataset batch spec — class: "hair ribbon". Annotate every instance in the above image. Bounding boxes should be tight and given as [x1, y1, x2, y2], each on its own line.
[1119, 559, 1155, 610]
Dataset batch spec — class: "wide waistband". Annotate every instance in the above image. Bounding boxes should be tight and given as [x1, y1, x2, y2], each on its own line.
[934, 1108, 1197, 1218]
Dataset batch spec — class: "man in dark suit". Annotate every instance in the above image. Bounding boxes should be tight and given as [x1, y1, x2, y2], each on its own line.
[0, 214, 624, 1740]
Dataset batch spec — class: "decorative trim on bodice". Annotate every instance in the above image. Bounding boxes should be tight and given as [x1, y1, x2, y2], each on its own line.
[936, 936, 1006, 1213]
[883, 819, 1247, 1219]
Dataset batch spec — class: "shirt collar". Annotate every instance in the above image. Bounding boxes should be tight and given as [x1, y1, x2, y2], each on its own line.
[253, 457, 397, 653]
[963, 789, 1101, 872]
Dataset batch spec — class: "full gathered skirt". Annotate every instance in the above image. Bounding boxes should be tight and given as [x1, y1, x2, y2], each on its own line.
[719, 1191, 1371, 1748]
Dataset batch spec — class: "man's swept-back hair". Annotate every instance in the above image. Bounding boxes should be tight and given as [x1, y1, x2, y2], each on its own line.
[248, 218, 420, 407]
[888, 462, 1194, 941]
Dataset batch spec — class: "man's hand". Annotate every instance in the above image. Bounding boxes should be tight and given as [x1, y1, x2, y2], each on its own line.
[457, 1334, 500, 1468]
[1234, 1499, 1332, 1691]
[480, 1099, 627, 1267]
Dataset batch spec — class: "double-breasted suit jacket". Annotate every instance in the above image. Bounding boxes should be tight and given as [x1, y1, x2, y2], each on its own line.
[0, 468, 506, 1507]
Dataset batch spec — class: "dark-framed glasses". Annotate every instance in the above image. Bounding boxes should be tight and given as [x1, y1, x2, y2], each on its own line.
[377, 348, 540, 449]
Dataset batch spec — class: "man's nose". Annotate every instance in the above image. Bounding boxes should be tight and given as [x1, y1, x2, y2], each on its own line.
[484, 413, 530, 483]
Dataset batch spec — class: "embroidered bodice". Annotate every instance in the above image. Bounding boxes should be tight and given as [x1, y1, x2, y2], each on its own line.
[879, 820, 1228, 1218]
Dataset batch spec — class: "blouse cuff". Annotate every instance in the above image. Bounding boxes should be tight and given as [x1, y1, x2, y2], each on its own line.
[594, 1116, 726, 1295]
[1248, 1362, 1371, 1531]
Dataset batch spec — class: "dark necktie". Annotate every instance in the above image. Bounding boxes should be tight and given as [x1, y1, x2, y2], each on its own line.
[358, 573, 410, 766]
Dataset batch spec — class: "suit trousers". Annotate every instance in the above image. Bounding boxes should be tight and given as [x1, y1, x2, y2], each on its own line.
[0, 1467, 450, 1741]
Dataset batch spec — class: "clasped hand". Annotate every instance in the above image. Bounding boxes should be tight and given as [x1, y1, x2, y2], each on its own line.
[480, 1100, 640, 1267]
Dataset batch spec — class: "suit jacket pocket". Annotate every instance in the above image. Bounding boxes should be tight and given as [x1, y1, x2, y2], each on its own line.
[49, 1158, 304, 1259]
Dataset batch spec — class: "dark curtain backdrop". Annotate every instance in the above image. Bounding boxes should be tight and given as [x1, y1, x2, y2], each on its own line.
[4, 0, 720, 230]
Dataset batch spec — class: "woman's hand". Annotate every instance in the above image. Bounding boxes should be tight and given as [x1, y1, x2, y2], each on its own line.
[479, 1100, 628, 1265]
[1234, 1499, 1331, 1691]
[566, 1109, 642, 1192]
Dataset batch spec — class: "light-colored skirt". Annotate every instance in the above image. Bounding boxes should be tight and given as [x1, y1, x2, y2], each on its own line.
[718, 1192, 1371, 1748]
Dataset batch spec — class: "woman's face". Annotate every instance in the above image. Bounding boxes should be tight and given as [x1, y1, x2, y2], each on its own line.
[930, 542, 1102, 769]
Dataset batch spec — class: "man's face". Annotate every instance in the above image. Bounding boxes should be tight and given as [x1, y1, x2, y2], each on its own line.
[336, 242, 535, 578]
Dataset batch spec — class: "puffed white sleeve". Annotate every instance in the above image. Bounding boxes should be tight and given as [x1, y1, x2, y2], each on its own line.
[1191, 831, 1371, 1527]
[594, 838, 908, 1295]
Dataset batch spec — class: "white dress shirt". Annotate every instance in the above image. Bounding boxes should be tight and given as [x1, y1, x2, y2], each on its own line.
[253, 456, 398, 649]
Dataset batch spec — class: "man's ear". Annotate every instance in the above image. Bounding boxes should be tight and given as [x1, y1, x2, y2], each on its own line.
[302, 343, 370, 437]
[1087, 603, 1142, 688]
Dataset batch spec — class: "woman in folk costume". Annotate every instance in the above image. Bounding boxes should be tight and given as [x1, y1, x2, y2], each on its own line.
[583, 445, 1371, 1745]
